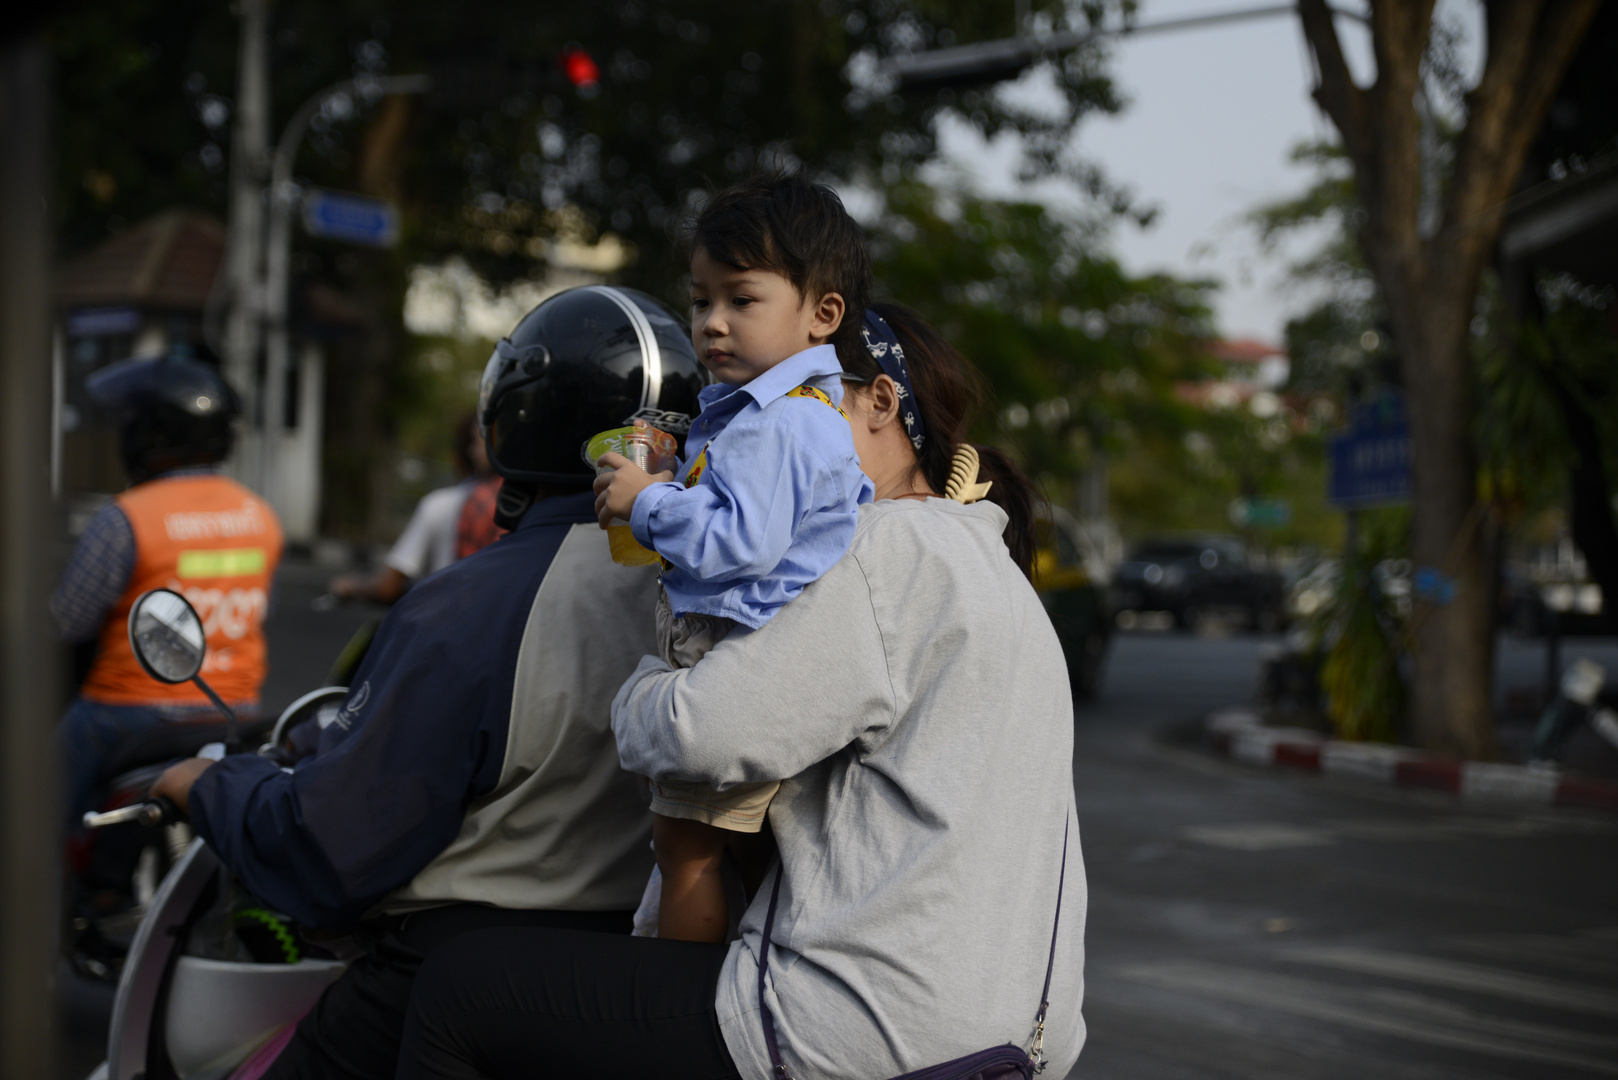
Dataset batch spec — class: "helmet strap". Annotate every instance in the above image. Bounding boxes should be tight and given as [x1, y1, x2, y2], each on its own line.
[493, 482, 537, 532]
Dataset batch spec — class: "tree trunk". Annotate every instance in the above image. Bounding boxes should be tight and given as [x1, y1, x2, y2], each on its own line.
[1394, 292, 1497, 757]
[1295, 0, 1600, 757]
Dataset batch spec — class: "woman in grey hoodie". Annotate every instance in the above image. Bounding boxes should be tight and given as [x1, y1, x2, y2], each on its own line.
[398, 303, 1086, 1080]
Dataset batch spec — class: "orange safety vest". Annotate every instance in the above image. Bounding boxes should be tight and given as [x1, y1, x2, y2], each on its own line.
[80, 474, 283, 708]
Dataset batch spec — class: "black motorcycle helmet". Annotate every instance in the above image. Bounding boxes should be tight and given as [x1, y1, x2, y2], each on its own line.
[86, 345, 241, 484]
[478, 285, 706, 488]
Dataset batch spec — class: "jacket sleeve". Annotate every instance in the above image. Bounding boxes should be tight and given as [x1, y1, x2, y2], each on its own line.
[51, 503, 135, 642]
[612, 546, 893, 787]
[188, 595, 505, 929]
[629, 418, 838, 585]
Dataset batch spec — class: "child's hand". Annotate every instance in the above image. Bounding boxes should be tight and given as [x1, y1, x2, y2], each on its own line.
[593, 452, 674, 529]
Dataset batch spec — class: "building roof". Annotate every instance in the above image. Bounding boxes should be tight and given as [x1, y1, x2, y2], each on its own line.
[1208, 338, 1286, 364]
[56, 209, 225, 312]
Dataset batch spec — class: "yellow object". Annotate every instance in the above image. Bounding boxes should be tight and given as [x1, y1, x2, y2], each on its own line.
[608, 525, 663, 567]
[944, 444, 994, 504]
[585, 423, 681, 566]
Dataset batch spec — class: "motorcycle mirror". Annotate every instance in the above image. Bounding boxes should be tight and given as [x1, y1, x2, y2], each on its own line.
[128, 587, 240, 747]
[128, 589, 207, 684]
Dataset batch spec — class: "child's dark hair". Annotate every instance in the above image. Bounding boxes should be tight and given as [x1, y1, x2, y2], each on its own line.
[687, 172, 871, 356]
[844, 301, 1041, 580]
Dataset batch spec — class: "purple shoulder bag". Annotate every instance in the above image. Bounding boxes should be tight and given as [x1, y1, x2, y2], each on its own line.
[756, 821, 1071, 1080]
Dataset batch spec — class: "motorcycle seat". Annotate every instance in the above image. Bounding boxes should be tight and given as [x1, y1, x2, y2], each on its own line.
[103, 717, 275, 780]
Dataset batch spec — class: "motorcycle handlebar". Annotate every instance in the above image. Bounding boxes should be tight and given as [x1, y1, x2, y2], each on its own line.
[83, 795, 180, 831]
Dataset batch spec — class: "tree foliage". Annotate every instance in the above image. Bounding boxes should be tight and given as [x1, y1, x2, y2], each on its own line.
[1294, 0, 1602, 756]
[51, 0, 1137, 284]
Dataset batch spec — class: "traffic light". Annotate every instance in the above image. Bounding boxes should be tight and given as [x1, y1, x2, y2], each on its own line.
[562, 48, 600, 90]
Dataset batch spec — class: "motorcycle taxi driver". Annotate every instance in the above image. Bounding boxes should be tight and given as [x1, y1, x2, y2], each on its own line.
[152, 287, 706, 1080]
[54, 348, 282, 834]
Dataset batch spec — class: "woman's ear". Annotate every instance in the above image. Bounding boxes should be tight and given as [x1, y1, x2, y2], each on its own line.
[864, 374, 900, 429]
[810, 291, 846, 339]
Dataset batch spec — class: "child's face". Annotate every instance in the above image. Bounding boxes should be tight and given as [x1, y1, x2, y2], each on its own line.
[688, 247, 843, 386]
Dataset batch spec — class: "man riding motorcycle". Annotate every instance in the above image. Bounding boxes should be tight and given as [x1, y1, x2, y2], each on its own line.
[55, 347, 282, 836]
[151, 287, 706, 1080]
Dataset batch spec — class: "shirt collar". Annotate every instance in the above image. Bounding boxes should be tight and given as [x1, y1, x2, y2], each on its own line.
[697, 344, 843, 411]
[153, 465, 220, 481]
[516, 490, 597, 531]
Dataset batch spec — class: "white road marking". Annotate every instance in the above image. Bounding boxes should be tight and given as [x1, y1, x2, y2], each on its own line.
[1444, 934, 1618, 980]
[1117, 960, 1618, 1075]
[1182, 823, 1337, 851]
[1183, 815, 1618, 851]
[1284, 946, 1618, 1018]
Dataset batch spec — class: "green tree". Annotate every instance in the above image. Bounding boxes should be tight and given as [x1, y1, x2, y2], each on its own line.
[1295, 0, 1601, 757]
[866, 181, 1211, 508]
[50, 0, 1140, 537]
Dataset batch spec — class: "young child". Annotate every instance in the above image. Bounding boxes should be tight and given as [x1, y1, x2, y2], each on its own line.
[594, 172, 875, 942]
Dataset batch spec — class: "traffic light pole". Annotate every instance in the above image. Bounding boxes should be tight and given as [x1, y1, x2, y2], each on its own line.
[885, 3, 1333, 91]
[223, 0, 271, 488]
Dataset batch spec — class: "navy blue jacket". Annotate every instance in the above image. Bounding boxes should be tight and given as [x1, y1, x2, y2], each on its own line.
[190, 492, 654, 929]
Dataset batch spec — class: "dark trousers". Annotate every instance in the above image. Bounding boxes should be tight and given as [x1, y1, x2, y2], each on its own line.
[264, 905, 634, 1080]
[398, 927, 742, 1080]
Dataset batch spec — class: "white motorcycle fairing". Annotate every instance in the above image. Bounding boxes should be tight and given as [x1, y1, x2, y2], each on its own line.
[96, 839, 345, 1080]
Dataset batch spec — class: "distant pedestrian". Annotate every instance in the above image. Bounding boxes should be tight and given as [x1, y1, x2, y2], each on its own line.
[330, 410, 501, 603]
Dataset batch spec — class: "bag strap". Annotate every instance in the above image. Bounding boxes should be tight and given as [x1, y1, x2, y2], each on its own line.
[759, 866, 792, 1078]
[1028, 817, 1071, 1073]
[757, 815, 1072, 1080]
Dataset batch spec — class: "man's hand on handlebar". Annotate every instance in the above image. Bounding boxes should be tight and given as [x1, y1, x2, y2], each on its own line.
[151, 757, 215, 815]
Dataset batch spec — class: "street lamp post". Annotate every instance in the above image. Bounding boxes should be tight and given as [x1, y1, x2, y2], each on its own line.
[258, 73, 430, 501]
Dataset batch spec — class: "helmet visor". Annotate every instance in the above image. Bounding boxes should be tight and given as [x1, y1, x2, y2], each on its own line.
[478, 339, 551, 435]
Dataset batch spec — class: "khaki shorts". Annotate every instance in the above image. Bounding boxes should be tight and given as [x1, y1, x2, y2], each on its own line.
[650, 589, 779, 833]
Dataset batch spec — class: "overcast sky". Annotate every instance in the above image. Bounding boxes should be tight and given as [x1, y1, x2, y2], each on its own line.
[1075, 0, 1340, 342]
[931, 1, 1406, 344]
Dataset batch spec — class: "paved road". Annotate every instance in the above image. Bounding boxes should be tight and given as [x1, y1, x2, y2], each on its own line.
[58, 568, 1618, 1078]
[1069, 630, 1618, 1080]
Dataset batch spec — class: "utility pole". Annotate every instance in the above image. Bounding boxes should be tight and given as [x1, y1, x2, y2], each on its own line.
[0, 31, 60, 1080]
[223, 0, 271, 490]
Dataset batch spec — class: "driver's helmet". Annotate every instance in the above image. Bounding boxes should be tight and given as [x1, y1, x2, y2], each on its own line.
[86, 345, 241, 483]
[478, 286, 706, 486]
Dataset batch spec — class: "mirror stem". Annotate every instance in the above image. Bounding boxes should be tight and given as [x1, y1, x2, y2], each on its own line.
[191, 675, 239, 750]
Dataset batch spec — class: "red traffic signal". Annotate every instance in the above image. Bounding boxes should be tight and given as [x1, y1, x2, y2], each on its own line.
[562, 48, 600, 89]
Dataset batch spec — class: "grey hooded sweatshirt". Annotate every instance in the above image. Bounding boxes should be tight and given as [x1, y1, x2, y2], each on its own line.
[613, 498, 1086, 1080]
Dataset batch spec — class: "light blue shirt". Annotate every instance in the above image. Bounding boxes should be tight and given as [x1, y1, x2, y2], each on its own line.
[630, 344, 874, 629]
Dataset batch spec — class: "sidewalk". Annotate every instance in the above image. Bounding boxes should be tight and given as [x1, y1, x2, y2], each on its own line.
[1205, 706, 1618, 812]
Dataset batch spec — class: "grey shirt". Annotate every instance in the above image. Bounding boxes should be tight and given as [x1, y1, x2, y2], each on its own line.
[614, 498, 1086, 1080]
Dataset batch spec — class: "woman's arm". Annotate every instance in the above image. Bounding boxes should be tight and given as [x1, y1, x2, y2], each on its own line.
[612, 547, 893, 786]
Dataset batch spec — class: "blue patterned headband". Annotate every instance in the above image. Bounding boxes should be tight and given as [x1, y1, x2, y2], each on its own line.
[857, 311, 926, 452]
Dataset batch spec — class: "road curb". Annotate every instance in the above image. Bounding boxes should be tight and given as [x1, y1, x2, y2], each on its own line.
[1204, 707, 1618, 812]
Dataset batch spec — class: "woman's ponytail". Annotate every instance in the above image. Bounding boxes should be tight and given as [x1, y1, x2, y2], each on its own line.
[967, 444, 1038, 580]
[854, 302, 1042, 581]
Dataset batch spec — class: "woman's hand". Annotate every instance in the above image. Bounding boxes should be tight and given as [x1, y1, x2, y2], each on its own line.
[592, 453, 673, 529]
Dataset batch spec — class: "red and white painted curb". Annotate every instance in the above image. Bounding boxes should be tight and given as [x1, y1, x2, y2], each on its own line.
[1205, 708, 1618, 812]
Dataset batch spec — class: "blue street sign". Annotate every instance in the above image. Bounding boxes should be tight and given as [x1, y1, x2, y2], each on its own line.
[1329, 392, 1410, 507]
[302, 189, 399, 248]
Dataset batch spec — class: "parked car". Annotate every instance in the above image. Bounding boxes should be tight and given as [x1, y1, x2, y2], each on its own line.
[1110, 535, 1287, 632]
[1033, 506, 1113, 699]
